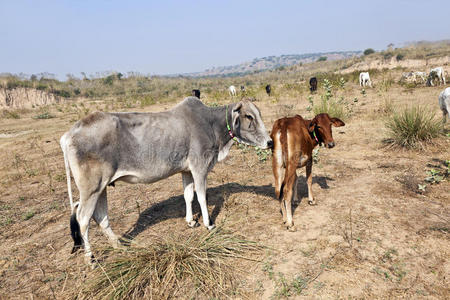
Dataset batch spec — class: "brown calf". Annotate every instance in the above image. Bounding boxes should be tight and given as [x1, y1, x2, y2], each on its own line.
[270, 113, 345, 229]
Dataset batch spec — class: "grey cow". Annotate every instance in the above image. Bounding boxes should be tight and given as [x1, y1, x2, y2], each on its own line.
[60, 97, 272, 263]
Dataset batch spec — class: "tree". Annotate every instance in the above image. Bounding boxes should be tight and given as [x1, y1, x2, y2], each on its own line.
[363, 48, 375, 56]
[317, 56, 327, 62]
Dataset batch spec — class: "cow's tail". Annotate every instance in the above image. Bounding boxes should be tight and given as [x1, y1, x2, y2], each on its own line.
[60, 133, 83, 253]
[60, 133, 75, 213]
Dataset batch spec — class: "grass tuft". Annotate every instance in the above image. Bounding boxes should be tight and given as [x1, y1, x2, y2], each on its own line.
[312, 97, 347, 120]
[385, 106, 442, 149]
[74, 226, 263, 300]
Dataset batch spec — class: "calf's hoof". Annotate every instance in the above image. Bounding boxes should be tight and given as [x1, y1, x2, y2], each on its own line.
[308, 199, 316, 206]
[207, 224, 216, 231]
[287, 225, 296, 232]
[187, 220, 199, 228]
[285, 222, 295, 231]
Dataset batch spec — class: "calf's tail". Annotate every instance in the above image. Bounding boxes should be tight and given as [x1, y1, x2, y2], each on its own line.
[278, 128, 289, 201]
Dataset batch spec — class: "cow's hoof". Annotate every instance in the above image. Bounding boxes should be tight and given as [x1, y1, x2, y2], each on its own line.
[207, 224, 216, 231]
[287, 225, 296, 232]
[187, 220, 199, 228]
[308, 200, 316, 206]
[84, 255, 96, 268]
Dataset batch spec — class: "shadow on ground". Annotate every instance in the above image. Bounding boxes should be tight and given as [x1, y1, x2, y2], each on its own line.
[124, 176, 333, 240]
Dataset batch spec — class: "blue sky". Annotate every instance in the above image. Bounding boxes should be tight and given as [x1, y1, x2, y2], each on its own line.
[1, 0, 449, 79]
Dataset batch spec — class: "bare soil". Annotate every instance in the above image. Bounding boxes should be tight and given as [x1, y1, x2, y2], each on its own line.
[0, 81, 449, 299]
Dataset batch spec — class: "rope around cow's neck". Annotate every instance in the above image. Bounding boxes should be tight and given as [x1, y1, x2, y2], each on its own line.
[312, 128, 320, 144]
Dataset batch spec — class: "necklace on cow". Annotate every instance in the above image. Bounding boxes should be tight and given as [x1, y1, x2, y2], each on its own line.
[312, 129, 320, 144]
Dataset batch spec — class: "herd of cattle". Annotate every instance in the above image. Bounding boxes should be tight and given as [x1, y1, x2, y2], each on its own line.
[401, 67, 446, 86]
[60, 66, 449, 264]
[191, 66, 447, 100]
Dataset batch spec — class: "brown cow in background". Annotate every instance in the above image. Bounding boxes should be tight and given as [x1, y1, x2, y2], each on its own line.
[271, 113, 345, 229]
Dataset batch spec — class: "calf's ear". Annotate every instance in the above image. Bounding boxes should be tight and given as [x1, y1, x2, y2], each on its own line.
[308, 119, 317, 133]
[330, 117, 345, 127]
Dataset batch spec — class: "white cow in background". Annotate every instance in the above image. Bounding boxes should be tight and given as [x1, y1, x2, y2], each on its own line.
[359, 72, 372, 87]
[401, 71, 428, 84]
[439, 87, 450, 123]
[413, 72, 428, 83]
[427, 67, 446, 86]
[228, 85, 237, 96]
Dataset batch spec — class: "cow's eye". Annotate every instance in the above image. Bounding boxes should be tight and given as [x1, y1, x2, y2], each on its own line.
[245, 115, 253, 121]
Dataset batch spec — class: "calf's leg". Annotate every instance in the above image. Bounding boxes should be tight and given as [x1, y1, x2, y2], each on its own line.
[306, 159, 316, 205]
[283, 164, 297, 229]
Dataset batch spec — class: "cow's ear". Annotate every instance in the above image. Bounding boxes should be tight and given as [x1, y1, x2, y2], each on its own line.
[330, 117, 345, 127]
[233, 102, 242, 113]
[232, 102, 242, 129]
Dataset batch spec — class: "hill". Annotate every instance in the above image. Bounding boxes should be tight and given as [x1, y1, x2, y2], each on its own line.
[183, 51, 362, 77]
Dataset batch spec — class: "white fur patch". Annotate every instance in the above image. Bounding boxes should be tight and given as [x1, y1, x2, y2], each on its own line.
[218, 139, 235, 162]
[274, 131, 283, 165]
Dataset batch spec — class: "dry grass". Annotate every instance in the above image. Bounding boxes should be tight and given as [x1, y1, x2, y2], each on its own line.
[73, 226, 262, 300]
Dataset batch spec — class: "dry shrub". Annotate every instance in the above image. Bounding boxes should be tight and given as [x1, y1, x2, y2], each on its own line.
[385, 106, 443, 149]
[73, 226, 263, 300]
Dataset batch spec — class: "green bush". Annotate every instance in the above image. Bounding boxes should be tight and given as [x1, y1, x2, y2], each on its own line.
[103, 75, 115, 85]
[313, 97, 346, 120]
[312, 79, 347, 119]
[383, 52, 393, 60]
[317, 56, 327, 62]
[364, 48, 375, 55]
[396, 53, 405, 61]
[2, 110, 20, 119]
[34, 111, 55, 119]
[386, 106, 442, 149]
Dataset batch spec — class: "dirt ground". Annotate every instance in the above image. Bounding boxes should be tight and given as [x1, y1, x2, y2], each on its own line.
[0, 79, 449, 299]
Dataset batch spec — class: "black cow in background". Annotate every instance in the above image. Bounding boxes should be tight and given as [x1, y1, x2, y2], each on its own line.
[309, 77, 318, 92]
[192, 89, 201, 99]
[265, 84, 271, 96]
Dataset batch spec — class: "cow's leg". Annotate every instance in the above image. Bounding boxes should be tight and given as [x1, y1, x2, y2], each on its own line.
[443, 107, 449, 124]
[192, 171, 214, 230]
[77, 191, 100, 264]
[306, 159, 316, 205]
[93, 189, 119, 248]
[182, 172, 197, 228]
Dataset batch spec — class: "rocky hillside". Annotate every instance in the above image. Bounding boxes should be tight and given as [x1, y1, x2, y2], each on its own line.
[185, 51, 361, 77]
[0, 88, 60, 109]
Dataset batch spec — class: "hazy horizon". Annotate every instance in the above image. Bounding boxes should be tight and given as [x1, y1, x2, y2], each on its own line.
[1, 0, 449, 79]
